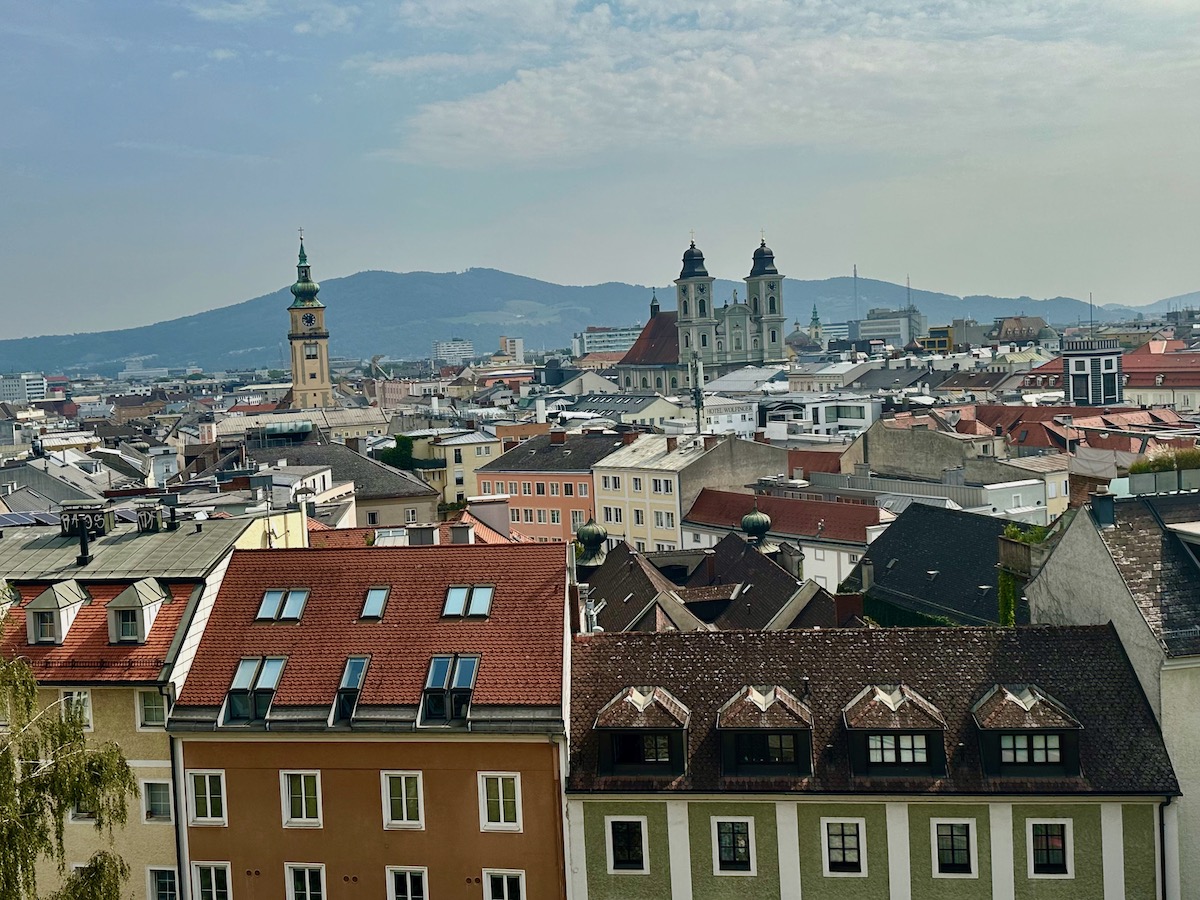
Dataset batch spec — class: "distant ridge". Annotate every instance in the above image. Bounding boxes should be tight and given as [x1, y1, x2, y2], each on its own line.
[0, 268, 1186, 374]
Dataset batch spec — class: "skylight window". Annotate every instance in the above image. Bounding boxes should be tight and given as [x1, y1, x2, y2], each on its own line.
[226, 656, 285, 723]
[421, 654, 479, 724]
[362, 587, 389, 618]
[256, 589, 309, 621]
[442, 585, 495, 617]
[334, 656, 369, 723]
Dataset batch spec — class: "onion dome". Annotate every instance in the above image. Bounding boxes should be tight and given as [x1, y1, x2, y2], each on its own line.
[289, 240, 322, 308]
[575, 517, 608, 568]
[1037, 326, 1059, 342]
[749, 239, 778, 277]
[679, 241, 709, 279]
[904, 339, 924, 353]
[786, 323, 816, 351]
[741, 503, 772, 543]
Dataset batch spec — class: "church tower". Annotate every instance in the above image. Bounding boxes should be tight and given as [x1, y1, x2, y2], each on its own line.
[287, 236, 333, 409]
[744, 239, 787, 364]
[675, 239, 717, 374]
[808, 304, 823, 345]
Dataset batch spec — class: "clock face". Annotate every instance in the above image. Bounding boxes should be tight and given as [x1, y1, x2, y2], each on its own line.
[302, 313, 316, 327]
[697, 284, 707, 295]
[767, 281, 777, 291]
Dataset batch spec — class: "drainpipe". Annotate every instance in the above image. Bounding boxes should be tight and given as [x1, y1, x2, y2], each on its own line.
[170, 731, 191, 900]
[1160, 795, 1175, 900]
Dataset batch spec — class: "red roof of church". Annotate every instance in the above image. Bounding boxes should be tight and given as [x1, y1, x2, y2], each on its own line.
[618, 312, 679, 367]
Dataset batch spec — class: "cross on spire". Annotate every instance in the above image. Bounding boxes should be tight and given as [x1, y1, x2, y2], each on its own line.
[760, 226, 766, 242]
[298, 226, 304, 241]
[689, 228, 695, 244]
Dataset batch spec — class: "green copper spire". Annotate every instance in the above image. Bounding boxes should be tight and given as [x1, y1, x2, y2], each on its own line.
[289, 233, 323, 308]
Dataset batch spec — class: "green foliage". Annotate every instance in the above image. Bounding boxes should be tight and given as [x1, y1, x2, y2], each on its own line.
[997, 570, 1017, 627]
[378, 435, 415, 470]
[1003, 522, 1048, 544]
[1129, 448, 1200, 474]
[0, 655, 138, 900]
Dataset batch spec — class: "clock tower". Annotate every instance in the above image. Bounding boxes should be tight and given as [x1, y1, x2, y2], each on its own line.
[287, 237, 333, 409]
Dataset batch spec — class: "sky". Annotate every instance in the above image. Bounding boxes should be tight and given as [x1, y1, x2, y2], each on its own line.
[4, 0, 1200, 339]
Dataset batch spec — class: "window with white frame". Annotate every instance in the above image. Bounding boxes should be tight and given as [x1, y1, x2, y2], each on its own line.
[387, 867, 428, 900]
[60, 690, 91, 730]
[481, 480, 492, 493]
[510, 508, 520, 523]
[521, 482, 532, 495]
[564, 482, 574, 496]
[192, 864, 231, 900]
[612, 475, 622, 490]
[821, 817, 867, 876]
[579, 483, 589, 497]
[382, 771, 423, 829]
[634, 509, 644, 526]
[115, 608, 139, 641]
[483, 870, 525, 900]
[931, 818, 977, 877]
[536, 509, 547, 524]
[405, 508, 418, 524]
[478, 772, 521, 831]
[143, 780, 173, 823]
[149, 868, 178, 900]
[188, 771, 226, 825]
[287, 864, 325, 900]
[1027, 819, 1073, 878]
[138, 689, 167, 728]
[712, 817, 756, 875]
[522, 509, 533, 523]
[601, 475, 610, 489]
[549, 482, 559, 496]
[868, 732, 926, 764]
[508, 482, 518, 494]
[606, 816, 649, 874]
[632, 477, 643, 492]
[281, 771, 322, 827]
[551, 509, 561, 525]
[1001, 733, 1060, 764]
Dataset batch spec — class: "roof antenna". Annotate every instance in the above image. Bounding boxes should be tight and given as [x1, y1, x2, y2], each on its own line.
[1089, 292, 1095, 339]
[853, 264, 858, 321]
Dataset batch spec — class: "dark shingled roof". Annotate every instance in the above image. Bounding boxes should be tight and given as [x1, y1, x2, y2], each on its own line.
[250, 442, 437, 501]
[1096, 494, 1200, 657]
[618, 311, 680, 367]
[568, 626, 1178, 796]
[477, 432, 623, 474]
[841, 504, 1009, 624]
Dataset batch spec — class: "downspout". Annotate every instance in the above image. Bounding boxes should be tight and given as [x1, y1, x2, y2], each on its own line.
[1160, 794, 1173, 900]
[170, 732, 190, 900]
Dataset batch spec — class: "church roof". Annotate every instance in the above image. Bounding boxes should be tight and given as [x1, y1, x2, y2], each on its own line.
[618, 311, 680, 367]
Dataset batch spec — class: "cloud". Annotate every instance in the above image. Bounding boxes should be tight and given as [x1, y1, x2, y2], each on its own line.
[170, 69, 189, 79]
[187, 0, 274, 24]
[370, 0, 1200, 169]
[293, 2, 360, 35]
[208, 48, 238, 60]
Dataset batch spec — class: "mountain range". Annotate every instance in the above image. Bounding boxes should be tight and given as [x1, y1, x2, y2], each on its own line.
[2, 269, 1197, 375]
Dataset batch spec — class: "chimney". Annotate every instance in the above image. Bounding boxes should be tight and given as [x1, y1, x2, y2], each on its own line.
[834, 593, 864, 626]
[550, 428, 567, 445]
[703, 434, 720, 451]
[704, 548, 716, 583]
[466, 496, 510, 538]
[450, 522, 476, 545]
[1090, 484, 1116, 530]
[76, 528, 92, 566]
[666, 436, 678, 453]
[860, 557, 874, 592]
[621, 432, 638, 446]
[535, 397, 547, 425]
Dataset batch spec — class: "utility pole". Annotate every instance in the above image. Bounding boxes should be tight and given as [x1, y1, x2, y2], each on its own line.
[691, 351, 705, 434]
[853, 264, 859, 320]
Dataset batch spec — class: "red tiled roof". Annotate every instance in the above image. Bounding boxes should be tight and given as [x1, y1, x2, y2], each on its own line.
[228, 402, 279, 414]
[306, 512, 526, 548]
[0, 582, 197, 684]
[787, 448, 844, 477]
[305, 518, 333, 531]
[174, 544, 567, 709]
[685, 489, 883, 544]
[618, 312, 679, 367]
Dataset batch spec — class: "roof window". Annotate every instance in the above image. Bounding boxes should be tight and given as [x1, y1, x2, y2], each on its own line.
[333, 656, 369, 724]
[256, 589, 309, 621]
[24, 580, 88, 646]
[225, 656, 285, 723]
[106, 578, 169, 644]
[361, 587, 389, 619]
[421, 654, 479, 725]
[442, 585, 495, 617]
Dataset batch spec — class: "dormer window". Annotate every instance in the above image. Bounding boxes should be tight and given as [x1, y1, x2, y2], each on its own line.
[225, 657, 285, 724]
[843, 684, 946, 777]
[442, 585, 494, 617]
[972, 684, 1081, 777]
[596, 687, 690, 777]
[25, 580, 88, 646]
[256, 589, 309, 621]
[361, 587, 389, 619]
[420, 654, 479, 725]
[717, 686, 812, 777]
[106, 579, 168, 645]
[334, 656, 369, 724]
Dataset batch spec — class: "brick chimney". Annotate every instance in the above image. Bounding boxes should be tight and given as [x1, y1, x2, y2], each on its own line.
[666, 436, 678, 453]
[550, 428, 567, 445]
[834, 593, 864, 626]
[703, 435, 720, 451]
[621, 432, 638, 446]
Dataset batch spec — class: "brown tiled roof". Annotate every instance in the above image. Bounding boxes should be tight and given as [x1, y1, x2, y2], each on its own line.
[686, 489, 882, 544]
[787, 448, 844, 477]
[568, 626, 1177, 795]
[618, 312, 679, 367]
[1094, 495, 1200, 657]
[842, 684, 946, 730]
[716, 686, 812, 729]
[595, 686, 690, 729]
[971, 684, 1081, 730]
[174, 544, 566, 711]
[1, 582, 196, 684]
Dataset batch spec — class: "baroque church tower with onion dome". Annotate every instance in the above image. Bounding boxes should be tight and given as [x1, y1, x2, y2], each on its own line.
[286, 236, 334, 409]
[614, 239, 788, 392]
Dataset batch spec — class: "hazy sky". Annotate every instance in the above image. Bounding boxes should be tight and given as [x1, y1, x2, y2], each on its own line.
[4, 0, 1199, 339]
